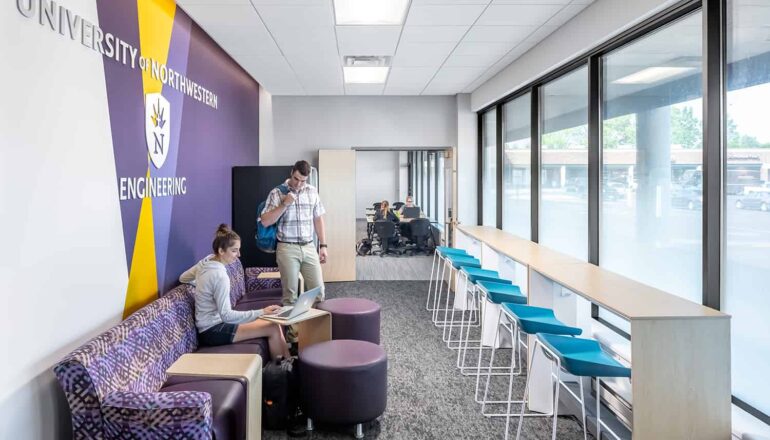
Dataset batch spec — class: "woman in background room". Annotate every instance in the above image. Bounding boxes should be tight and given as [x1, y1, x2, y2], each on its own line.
[375, 200, 399, 223]
[180, 224, 290, 359]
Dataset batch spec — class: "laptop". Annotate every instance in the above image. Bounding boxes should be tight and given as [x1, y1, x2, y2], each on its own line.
[402, 206, 420, 219]
[266, 286, 321, 320]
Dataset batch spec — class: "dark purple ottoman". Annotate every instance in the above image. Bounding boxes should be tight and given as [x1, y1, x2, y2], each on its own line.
[300, 340, 387, 438]
[317, 298, 381, 344]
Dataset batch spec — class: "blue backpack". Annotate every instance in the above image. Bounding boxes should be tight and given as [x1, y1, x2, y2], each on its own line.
[256, 184, 290, 253]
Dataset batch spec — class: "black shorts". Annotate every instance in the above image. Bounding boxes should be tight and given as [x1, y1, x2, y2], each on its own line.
[198, 323, 238, 346]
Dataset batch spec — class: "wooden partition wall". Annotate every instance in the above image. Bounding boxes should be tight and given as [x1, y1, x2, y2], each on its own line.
[318, 150, 356, 281]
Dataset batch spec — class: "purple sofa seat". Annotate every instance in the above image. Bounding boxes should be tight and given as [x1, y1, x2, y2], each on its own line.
[54, 259, 283, 440]
[161, 379, 247, 440]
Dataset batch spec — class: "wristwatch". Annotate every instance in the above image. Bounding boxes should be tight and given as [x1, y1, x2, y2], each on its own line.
[319, 243, 328, 248]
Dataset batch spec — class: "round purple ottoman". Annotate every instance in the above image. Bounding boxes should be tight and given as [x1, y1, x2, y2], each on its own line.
[317, 298, 381, 344]
[300, 340, 387, 438]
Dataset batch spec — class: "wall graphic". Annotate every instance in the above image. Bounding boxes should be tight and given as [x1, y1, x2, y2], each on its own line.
[93, 0, 259, 317]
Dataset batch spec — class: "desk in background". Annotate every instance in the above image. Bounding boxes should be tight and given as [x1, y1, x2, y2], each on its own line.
[456, 225, 731, 440]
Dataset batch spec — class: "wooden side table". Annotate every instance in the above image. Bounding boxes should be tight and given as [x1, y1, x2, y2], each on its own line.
[257, 271, 304, 293]
[167, 353, 262, 440]
[261, 308, 332, 352]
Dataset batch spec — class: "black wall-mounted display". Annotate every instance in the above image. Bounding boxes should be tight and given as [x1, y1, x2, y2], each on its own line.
[232, 166, 292, 268]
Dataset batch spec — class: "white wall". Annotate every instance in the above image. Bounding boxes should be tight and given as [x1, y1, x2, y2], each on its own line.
[456, 94, 478, 225]
[355, 151, 400, 217]
[262, 95, 457, 167]
[398, 151, 409, 202]
[259, 86, 275, 160]
[0, 1, 128, 438]
[471, 0, 678, 111]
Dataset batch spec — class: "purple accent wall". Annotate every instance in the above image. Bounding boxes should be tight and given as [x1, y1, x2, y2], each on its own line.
[97, 1, 260, 294]
[165, 22, 260, 292]
[97, 0, 144, 271]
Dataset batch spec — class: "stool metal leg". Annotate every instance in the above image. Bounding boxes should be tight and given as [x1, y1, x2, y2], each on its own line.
[307, 418, 314, 431]
[426, 251, 438, 310]
[355, 423, 364, 439]
[579, 377, 588, 440]
[597, 378, 601, 440]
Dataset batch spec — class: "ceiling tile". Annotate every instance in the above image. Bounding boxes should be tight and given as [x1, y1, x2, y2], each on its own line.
[452, 41, 510, 57]
[570, 0, 595, 4]
[463, 25, 535, 43]
[476, 4, 563, 26]
[270, 26, 339, 60]
[386, 67, 437, 88]
[178, 4, 261, 27]
[406, 4, 488, 26]
[237, 55, 305, 94]
[204, 25, 282, 57]
[344, 83, 385, 95]
[492, 0, 568, 3]
[411, 0, 489, 4]
[421, 84, 462, 95]
[392, 42, 456, 67]
[384, 88, 426, 95]
[544, 3, 589, 27]
[179, 0, 248, 5]
[250, 0, 327, 4]
[523, 25, 558, 44]
[255, 4, 334, 28]
[443, 53, 500, 67]
[400, 25, 470, 43]
[430, 67, 486, 85]
[336, 26, 402, 56]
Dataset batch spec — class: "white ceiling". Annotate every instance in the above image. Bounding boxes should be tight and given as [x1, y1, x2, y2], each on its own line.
[177, 0, 595, 96]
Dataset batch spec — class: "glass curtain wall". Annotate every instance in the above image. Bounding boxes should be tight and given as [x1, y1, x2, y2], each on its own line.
[438, 153, 445, 225]
[725, 0, 770, 417]
[540, 66, 589, 259]
[482, 109, 497, 226]
[600, 11, 703, 304]
[502, 94, 532, 238]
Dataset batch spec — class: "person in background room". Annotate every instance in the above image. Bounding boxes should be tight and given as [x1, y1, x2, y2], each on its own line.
[180, 224, 290, 359]
[375, 200, 399, 223]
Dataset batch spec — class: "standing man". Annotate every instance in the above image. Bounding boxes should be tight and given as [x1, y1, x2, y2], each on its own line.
[260, 160, 327, 306]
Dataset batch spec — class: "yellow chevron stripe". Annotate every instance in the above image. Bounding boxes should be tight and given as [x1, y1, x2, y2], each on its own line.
[123, 0, 176, 318]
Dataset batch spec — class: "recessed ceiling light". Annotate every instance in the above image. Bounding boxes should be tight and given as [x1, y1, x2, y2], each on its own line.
[614, 66, 696, 85]
[334, 0, 410, 26]
[344, 66, 390, 84]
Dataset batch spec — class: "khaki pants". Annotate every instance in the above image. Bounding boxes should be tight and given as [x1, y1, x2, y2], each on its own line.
[276, 242, 325, 306]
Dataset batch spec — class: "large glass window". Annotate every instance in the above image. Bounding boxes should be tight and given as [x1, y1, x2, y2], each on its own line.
[502, 94, 532, 238]
[540, 67, 589, 259]
[725, 0, 770, 417]
[600, 11, 703, 303]
[428, 152, 435, 221]
[482, 109, 497, 226]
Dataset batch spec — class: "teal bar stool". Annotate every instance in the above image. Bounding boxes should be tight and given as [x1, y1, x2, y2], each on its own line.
[472, 281, 527, 403]
[455, 268, 511, 374]
[427, 246, 469, 316]
[513, 333, 632, 440]
[483, 304, 581, 425]
[438, 255, 482, 347]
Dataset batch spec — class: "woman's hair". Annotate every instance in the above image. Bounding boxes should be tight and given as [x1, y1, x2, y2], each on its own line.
[212, 223, 240, 254]
[380, 200, 390, 216]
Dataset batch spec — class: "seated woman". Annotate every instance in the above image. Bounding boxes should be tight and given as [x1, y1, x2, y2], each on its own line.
[374, 200, 399, 223]
[180, 224, 290, 359]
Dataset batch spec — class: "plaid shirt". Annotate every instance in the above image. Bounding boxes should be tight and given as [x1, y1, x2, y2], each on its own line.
[263, 180, 325, 243]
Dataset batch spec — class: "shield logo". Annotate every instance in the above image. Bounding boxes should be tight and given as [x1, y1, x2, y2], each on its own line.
[145, 93, 171, 169]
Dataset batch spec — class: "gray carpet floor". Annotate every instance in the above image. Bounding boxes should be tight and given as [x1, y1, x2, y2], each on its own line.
[355, 219, 435, 281]
[264, 281, 593, 440]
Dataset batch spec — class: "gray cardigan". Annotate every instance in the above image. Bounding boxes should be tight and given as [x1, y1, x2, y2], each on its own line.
[179, 255, 263, 332]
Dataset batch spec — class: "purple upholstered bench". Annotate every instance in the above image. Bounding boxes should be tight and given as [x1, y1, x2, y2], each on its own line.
[300, 339, 387, 439]
[54, 258, 283, 440]
[317, 298, 381, 344]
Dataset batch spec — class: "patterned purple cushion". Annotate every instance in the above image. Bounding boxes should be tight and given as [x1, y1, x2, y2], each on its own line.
[54, 285, 199, 438]
[224, 258, 246, 306]
[102, 390, 212, 439]
[244, 266, 282, 292]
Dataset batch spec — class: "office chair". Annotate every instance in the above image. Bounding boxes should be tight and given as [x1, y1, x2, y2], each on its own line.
[393, 202, 405, 210]
[409, 218, 432, 254]
[373, 220, 401, 256]
[373, 202, 382, 211]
